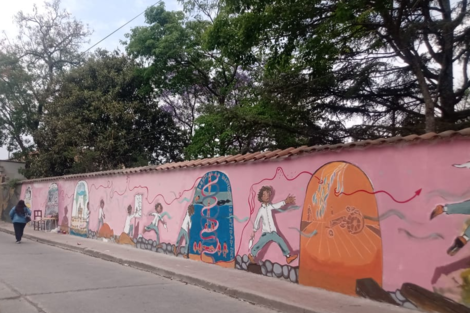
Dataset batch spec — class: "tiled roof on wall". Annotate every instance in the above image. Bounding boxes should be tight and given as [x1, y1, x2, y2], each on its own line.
[22, 127, 470, 183]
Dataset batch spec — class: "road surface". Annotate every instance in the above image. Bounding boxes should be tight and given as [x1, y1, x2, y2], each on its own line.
[0, 231, 277, 313]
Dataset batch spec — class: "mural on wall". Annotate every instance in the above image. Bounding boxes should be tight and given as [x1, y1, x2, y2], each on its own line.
[426, 161, 470, 311]
[430, 162, 470, 257]
[60, 206, 69, 234]
[45, 183, 59, 217]
[116, 204, 137, 246]
[133, 194, 142, 238]
[97, 199, 106, 232]
[299, 162, 383, 296]
[189, 171, 235, 268]
[70, 181, 89, 237]
[143, 202, 171, 247]
[174, 204, 194, 258]
[431, 199, 470, 256]
[235, 166, 314, 282]
[20, 138, 470, 313]
[24, 186, 32, 209]
[248, 186, 298, 265]
[431, 255, 470, 308]
[97, 198, 114, 239]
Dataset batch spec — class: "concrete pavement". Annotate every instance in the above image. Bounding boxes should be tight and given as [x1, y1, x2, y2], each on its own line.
[0, 222, 416, 313]
[0, 231, 278, 313]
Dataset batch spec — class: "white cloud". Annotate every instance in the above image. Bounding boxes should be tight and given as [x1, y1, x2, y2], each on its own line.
[0, 1, 40, 37]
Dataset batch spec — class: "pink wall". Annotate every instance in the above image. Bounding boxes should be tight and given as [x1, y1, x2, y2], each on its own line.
[20, 138, 470, 308]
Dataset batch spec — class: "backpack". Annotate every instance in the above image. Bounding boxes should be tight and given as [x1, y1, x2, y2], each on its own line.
[24, 208, 31, 223]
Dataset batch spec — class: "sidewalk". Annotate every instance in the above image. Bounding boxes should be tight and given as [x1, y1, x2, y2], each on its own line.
[0, 222, 414, 313]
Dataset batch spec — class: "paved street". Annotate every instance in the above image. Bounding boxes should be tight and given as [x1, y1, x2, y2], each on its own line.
[0, 231, 276, 313]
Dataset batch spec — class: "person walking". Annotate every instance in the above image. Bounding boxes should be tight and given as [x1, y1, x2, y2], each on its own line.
[9, 200, 31, 243]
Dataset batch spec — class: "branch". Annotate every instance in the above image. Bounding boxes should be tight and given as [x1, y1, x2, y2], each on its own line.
[455, 55, 470, 101]
[451, 0, 468, 29]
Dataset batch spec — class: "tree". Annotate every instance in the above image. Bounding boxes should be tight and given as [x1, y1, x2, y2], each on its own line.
[0, 0, 91, 155]
[123, 3, 250, 155]
[211, 0, 470, 135]
[184, 63, 349, 158]
[159, 84, 210, 142]
[24, 50, 185, 178]
[124, 4, 241, 108]
[186, 97, 347, 158]
[125, 3, 334, 158]
[330, 0, 470, 132]
[0, 53, 35, 154]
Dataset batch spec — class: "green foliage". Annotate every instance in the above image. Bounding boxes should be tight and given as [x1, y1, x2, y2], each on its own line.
[125, 4, 214, 96]
[24, 50, 185, 178]
[5, 0, 470, 178]
[185, 93, 344, 159]
[6, 178, 21, 190]
[210, 0, 470, 135]
[0, 0, 91, 157]
[0, 53, 35, 154]
[124, 2, 336, 159]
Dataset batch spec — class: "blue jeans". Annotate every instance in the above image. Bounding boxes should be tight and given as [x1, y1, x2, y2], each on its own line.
[145, 223, 160, 244]
[251, 231, 290, 257]
[447, 201, 470, 237]
[176, 229, 188, 247]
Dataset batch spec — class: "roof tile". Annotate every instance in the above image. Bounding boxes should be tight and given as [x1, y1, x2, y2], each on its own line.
[221, 154, 240, 163]
[275, 147, 296, 158]
[259, 149, 281, 159]
[239, 151, 261, 162]
[22, 127, 470, 183]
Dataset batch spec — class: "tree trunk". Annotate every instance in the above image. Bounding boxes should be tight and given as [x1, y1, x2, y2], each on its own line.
[438, 0, 456, 129]
[413, 65, 436, 132]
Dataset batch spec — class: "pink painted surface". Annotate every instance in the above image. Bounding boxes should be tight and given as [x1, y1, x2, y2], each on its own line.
[19, 138, 470, 300]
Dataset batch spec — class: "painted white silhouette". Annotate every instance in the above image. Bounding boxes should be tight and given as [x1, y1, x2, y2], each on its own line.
[453, 162, 470, 169]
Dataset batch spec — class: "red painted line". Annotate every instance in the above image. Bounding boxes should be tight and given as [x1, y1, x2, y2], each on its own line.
[334, 188, 422, 204]
[236, 167, 313, 255]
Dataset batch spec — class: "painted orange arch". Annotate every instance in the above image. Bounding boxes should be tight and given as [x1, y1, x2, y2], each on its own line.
[298, 161, 383, 296]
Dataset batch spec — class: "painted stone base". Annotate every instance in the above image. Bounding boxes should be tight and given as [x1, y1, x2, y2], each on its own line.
[133, 236, 188, 258]
[88, 229, 119, 243]
[388, 290, 417, 310]
[235, 254, 298, 283]
[88, 229, 97, 238]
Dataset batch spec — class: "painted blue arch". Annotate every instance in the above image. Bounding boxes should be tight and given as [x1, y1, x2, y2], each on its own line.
[189, 171, 235, 264]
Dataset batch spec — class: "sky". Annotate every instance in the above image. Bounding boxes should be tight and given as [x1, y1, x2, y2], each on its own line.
[0, 0, 182, 159]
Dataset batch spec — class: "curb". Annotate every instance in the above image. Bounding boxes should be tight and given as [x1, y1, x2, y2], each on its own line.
[0, 226, 412, 313]
[0, 227, 87, 254]
[0, 227, 315, 313]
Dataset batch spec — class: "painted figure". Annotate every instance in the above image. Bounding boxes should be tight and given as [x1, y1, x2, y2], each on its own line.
[60, 206, 69, 234]
[248, 186, 298, 264]
[25, 187, 32, 209]
[45, 183, 59, 216]
[78, 204, 83, 221]
[124, 205, 137, 237]
[85, 202, 91, 231]
[431, 200, 470, 256]
[98, 199, 106, 232]
[144, 203, 167, 246]
[174, 204, 195, 258]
